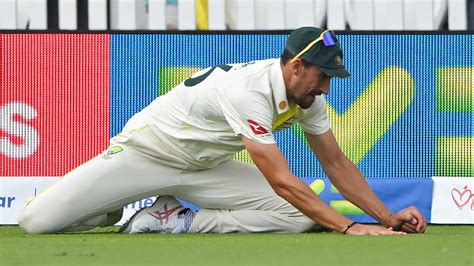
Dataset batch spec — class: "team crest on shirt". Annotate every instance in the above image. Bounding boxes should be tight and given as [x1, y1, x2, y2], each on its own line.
[247, 119, 271, 136]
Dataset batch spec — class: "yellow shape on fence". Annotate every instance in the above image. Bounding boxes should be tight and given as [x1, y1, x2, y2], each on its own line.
[436, 67, 473, 112]
[436, 137, 474, 177]
[327, 67, 415, 164]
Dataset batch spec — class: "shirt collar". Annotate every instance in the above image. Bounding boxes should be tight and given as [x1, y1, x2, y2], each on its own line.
[269, 59, 290, 114]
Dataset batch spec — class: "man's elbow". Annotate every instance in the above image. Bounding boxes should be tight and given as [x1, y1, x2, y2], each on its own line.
[269, 179, 294, 199]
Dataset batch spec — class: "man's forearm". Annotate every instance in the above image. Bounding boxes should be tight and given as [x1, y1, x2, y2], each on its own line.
[242, 136, 357, 233]
[323, 157, 397, 227]
[273, 175, 354, 232]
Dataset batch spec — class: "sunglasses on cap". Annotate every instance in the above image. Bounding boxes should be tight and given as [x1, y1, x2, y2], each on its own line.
[290, 30, 338, 63]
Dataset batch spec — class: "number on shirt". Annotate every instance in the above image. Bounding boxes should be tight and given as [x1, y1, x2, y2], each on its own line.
[184, 64, 232, 87]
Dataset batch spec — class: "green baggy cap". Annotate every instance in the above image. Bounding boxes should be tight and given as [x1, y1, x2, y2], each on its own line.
[286, 27, 351, 78]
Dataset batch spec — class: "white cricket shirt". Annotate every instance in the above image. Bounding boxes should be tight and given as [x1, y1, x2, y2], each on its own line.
[113, 59, 330, 170]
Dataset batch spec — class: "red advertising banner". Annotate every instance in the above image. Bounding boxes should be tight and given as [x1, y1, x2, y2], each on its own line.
[0, 34, 110, 176]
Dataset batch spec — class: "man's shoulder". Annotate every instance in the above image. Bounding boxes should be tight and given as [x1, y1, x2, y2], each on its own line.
[227, 59, 278, 92]
[228, 58, 278, 77]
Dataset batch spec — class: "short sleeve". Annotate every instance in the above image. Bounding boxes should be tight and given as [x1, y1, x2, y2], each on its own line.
[218, 90, 276, 144]
[298, 95, 331, 135]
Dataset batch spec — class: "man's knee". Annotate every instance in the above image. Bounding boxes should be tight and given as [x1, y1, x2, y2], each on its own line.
[17, 202, 51, 234]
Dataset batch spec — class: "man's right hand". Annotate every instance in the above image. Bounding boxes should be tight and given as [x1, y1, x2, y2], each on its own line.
[395, 206, 427, 233]
[384, 206, 427, 233]
[345, 223, 406, 236]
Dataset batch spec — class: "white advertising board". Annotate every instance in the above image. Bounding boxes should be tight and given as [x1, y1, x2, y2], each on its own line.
[431, 176, 473, 224]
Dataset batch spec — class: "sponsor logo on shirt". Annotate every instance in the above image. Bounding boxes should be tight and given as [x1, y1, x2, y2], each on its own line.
[102, 146, 124, 160]
[247, 119, 269, 135]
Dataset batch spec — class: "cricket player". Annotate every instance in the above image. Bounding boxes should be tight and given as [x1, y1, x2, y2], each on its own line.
[18, 27, 427, 235]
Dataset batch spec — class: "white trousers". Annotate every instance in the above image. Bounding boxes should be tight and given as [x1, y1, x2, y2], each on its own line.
[18, 144, 316, 234]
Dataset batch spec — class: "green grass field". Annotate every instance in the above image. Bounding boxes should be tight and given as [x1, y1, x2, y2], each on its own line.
[0, 225, 472, 266]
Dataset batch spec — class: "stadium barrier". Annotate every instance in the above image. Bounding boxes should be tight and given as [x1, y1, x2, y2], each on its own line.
[1, 32, 472, 225]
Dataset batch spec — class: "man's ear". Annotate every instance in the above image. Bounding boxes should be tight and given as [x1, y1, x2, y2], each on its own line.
[291, 58, 303, 75]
